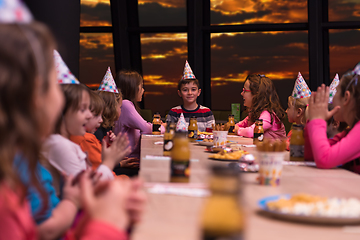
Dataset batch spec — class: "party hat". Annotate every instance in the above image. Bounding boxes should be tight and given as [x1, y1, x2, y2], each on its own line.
[98, 67, 118, 93]
[176, 113, 187, 132]
[328, 73, 339, 104]
[53, 50, 79, 84]
[291, 72, 311, 99]
[181, 60, 196, 80]
[0, 0, 33, 23]
[352, 62, 360, 75]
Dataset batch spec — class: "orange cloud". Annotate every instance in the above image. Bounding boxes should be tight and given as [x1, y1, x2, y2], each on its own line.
[143, 75, 178, 87]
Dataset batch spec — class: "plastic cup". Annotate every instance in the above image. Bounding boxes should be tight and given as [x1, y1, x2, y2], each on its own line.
[257, 151, 285, 186]
[213, 131, 228, 147]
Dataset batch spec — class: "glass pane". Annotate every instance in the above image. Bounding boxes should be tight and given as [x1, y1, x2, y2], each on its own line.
[141, 33, 188, 117]
[79, 33, 115, 89]
[211, 31, 309, 111]
[329, 0, 360, 22]
[138, 0, 186, 26]
[211, 0, 308, 25]
[81, 0, 112, 27]
[329, 29, 360, 81]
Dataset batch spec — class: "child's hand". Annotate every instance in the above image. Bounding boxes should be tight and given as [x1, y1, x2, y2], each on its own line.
[102, 133, 132, 170]
[80, 170, 131, 231]
[126, 178, 146, 224]
[104, 131, 116, 146]
[62, 174, 81, 208]
[234, 124, 239, 135]
[308, 84, 340, 121]
[120, 157, 140, 168]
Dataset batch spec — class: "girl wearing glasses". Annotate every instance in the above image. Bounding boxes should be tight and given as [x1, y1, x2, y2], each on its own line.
[234, 74, 286, 140]
[307, 64, 360, 174]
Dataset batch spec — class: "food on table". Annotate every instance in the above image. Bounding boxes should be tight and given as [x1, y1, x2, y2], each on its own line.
[198, 131, 213, 140]
[203, 139, 213, 142]
[209, 150, 249, 160]
[266, 193, 360, 218]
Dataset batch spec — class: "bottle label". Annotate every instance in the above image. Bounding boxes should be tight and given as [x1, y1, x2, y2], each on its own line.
[188, 129, 198, 139]
[290, 144, 304, 158]
[171, 160, 190, 178]
[228, 126, 235, 133]
[163, 139, 173, 152]
[152, 124, 161, 133]
[253, 133, 264, 142]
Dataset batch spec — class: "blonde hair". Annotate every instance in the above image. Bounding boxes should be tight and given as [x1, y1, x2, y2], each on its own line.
[288, 96, 309, 124]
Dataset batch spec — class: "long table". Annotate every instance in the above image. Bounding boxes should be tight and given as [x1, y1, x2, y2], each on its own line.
[133, 135, 360, 240]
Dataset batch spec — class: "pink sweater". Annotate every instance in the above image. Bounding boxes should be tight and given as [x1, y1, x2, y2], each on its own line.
[307, 119, 360, 174]
[114, 100, 164, 158]
[0, 183, 127, 240]
[235, 110, 286, 140]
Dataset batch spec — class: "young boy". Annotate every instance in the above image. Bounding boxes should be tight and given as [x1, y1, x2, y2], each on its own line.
[166, 60, 215, 132]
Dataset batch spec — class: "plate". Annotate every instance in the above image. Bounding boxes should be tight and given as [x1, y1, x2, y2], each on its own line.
[258, 195, 360, 225]
[196, 140, 214, 146]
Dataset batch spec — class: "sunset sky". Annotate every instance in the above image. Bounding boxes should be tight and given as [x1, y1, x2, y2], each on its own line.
[79, 0, 360, 115]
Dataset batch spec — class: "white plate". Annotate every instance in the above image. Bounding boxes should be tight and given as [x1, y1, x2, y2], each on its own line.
[258, 195, 360, 225]
[196, 140, 214, 146]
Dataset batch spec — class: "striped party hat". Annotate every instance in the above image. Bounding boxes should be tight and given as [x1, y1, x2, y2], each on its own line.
[328, 73, 339, 104]
[291, 72, 311, 99]
[352, 62, 360, 75]
[53, 50, 79, 84]
[0, 0, 33, 23]
[181, 60, 196, 80]
[98, 67, 118, 93]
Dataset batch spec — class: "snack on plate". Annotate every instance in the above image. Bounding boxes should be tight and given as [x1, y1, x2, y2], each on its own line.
[203, 138, 213, 142]
[266, 193, 360, 218]
[198, 131, 213, 140]
[209, 150, 249, 160]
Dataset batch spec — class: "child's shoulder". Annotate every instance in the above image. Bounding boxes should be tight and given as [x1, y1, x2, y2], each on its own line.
[198, 105, 212, 111]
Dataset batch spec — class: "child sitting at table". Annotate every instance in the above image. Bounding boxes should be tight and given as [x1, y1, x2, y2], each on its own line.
[234, 74, 286, 139]
[94, 67, 120, 143]
[307, 63, 360, 174]
[166, 60, 215, 132]
[114, 70, 165, 176]
[285, 72, 311, 150]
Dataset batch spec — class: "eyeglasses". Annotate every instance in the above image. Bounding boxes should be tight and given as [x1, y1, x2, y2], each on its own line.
[242, 88, 251, 93]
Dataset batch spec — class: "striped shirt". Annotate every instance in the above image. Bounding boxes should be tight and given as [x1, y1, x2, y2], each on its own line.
[166, 105, 215, 132]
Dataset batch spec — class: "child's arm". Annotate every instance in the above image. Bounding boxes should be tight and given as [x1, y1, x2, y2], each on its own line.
[236, 111, 273, 138]
[37, 175, 80, 240]
[307, 119, 360, 168]
[121, 100, 153, 134]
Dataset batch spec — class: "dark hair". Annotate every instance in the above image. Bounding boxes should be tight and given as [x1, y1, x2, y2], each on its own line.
[339, 70, 360, 128]
[116, 70, 142, 112]
[97, 91, 121, 128]
[0, 22, 55, 211]
[178, 78, 200, 91]
[89, 90, 104, 116]
[54, 84, 90, 133]
[246, 74, 285, 123]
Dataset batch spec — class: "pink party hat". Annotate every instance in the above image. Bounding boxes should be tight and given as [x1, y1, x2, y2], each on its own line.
[291, 72, 311, 99]
[353, 62, 360, 75]
[328, 73, 339, 104]
[181, 60, 196, 80]
[0, 0, 33, 23]
[98, 67, 118, 93]
[53, 50, 79, 84]
[176, 113, 187, 132]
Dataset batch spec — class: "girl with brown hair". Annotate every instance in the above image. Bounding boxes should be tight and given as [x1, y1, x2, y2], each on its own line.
[234, 74, 286, 139]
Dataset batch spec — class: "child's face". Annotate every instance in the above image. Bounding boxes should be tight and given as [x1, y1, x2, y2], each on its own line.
[241, 80, 253, 108]
[116, 97, 123, 119]
[137, 82, 144, 102]
[64, 90, 92, 136]
[286, 101, 297, 123]
[177, 81, 201, 105]
[85, 111, 103, 134]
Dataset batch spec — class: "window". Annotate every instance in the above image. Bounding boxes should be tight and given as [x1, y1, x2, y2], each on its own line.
[328, 0, 360, 22]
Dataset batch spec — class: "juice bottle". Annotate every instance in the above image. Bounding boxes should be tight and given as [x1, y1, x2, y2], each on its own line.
[152, 112, 161, 135]
[253, 119, 264, 144]
[170, 132, 190, 183]
[163, 122, 175, 156]
[188, 116, 198, 142]
[290, 124, 305, 161]
[201, 165, 244, 240]
[228, 114, 235, 135]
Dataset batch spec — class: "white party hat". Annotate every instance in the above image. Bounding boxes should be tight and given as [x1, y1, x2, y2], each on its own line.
[291, 72, 311, 99]
[98, 67, 118, 93]
[53, 50, 79, 84]
[0, 0, 33, 23]
[181, 60, 196, 80]
[176, 113, 187, 132]
[328, 73, 339, 104]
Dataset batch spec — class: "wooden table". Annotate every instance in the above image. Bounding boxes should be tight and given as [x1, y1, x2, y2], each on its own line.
[133, 135, 360, 240]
